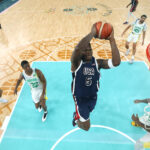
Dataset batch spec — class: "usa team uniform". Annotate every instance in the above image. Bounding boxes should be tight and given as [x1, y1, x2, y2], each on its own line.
[72, 57, 100, 122]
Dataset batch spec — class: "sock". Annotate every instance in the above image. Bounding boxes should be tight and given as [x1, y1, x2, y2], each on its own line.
[131, 13, 137, 20]
[44, 111, 47, 114]
[132, 55, 135, 59]
[126, 11, 131, 22]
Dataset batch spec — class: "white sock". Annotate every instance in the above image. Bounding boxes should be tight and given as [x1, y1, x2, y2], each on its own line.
[132, 55, 135, 59]
[131, 13, 137, 20]
[126, 11, 131, 22]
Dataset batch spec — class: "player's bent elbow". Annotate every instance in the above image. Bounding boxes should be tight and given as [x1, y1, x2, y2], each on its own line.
[114, 61, 120, 67]
[113, 60, 121, 67]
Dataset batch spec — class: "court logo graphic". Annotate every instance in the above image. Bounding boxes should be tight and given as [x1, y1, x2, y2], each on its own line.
[63, 3, 112, 16]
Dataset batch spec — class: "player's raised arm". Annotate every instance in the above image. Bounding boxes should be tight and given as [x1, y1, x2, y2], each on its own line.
[14, 73, 24, 95]
[71, 24, 96, 72]
[97, 28, 121, 69]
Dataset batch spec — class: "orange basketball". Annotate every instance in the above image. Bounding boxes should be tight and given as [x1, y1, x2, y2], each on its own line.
[95, 21, 112, 39]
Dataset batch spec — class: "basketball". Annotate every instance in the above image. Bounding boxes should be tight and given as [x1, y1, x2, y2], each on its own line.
[95, 21, 113, 39]
[146, 43, 150, 62]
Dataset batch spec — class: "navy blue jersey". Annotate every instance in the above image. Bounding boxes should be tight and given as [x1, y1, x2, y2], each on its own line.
[131, 0, 138, 6]
[72, 57, 100, 97]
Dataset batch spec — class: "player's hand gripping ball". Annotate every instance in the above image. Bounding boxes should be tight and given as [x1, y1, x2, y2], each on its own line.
[95, 21, 113, 39]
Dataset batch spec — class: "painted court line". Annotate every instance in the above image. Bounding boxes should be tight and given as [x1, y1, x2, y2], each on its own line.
[0, 81, 25, 143]
[50, 124, 136, 150]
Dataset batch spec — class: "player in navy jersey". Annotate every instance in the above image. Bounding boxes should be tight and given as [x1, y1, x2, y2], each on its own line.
[71, 24, 121, 131]
[123, 0, 138, 24]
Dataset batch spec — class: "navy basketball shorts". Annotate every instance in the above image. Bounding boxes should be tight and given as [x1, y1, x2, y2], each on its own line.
[73, 95, 97, 122]
[130, 6, 136, 12]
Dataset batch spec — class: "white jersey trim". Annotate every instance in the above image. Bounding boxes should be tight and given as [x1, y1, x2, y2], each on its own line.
[72, 61, 83, 94]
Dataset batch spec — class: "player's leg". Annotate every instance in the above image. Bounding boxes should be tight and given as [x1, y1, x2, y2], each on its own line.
[125, 33, 134, 56]
[129, 42, 137, 63]
[77, 119, 90, 131]
[32, 90, 47, 122]
[0, 89, 3, 97]
[125, 41, 130, 56]
[40, 98, 48, 122]
[72, 96, 91, 131]
[123, 11, 132, 24]
[32, 90, 41, 111]
[130, 34, 139, 63]
[34, 102, 40, 109]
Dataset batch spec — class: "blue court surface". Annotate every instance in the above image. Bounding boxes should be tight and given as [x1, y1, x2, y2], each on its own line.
[0, 0, 19, 13]
[0, 61, 149, 150]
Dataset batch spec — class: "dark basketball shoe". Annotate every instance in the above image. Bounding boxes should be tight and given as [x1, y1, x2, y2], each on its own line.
[72, 112, 77, 126]
[123, 21, 128, 24]
[42, 111, 48, 122]
[38, 105, 42, 112]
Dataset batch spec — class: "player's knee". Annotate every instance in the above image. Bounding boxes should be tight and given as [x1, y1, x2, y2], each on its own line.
[78, 120, 90, 131]
[35, 103, 39, 109]
[84, 125, 90, 131]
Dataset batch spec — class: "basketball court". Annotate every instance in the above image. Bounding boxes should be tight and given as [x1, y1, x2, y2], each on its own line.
[0, 0, 150, 149]
[0, 61, 150, 150]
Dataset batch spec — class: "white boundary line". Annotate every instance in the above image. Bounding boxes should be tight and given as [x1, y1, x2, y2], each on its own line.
[0, 81, 25, 143]
[50, 124, 136, 150]
[0, 0, 21, 14]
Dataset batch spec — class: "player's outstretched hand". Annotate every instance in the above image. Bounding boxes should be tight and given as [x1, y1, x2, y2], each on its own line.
[134, 99, 141, 103]
[14, 89, 17, 95]
[107, 27, 114, 41]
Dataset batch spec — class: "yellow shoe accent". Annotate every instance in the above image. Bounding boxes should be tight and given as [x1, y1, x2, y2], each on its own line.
[45, 96, 48, 100]
[131, 121, 139, 127]
[144, 142, 150, 148]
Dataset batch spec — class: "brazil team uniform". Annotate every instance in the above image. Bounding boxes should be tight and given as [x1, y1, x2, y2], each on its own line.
[127, 19, 147, 43]
[22, 68, 43, 103]
[72, 57, 100, 122]
[135, 105, 150, 149]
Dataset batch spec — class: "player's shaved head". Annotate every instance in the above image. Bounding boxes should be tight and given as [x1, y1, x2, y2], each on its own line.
[21, 60, 29, 68]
